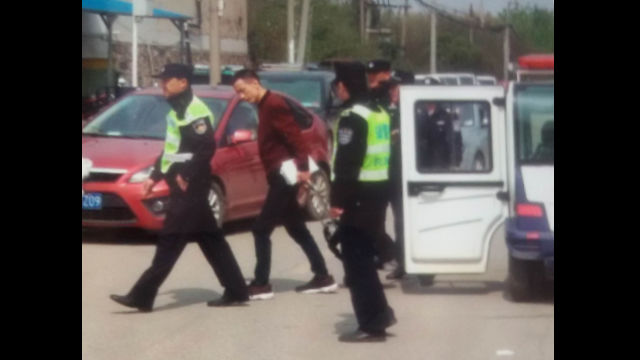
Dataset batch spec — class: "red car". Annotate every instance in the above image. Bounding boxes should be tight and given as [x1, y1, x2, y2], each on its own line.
[82, 85, 331, 231]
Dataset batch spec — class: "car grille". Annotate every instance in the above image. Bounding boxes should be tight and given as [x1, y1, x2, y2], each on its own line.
[82, 193, 136, 222]
[84, 172, 123, 183]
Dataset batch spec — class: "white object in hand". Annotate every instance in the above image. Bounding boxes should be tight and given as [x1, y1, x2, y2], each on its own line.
[280, 156, 319, 185]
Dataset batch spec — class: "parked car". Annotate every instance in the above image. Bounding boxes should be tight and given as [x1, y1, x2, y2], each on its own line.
[476, 75, 498, 85]
[420, 73, 477, 85]
[82, 85, 331, 231]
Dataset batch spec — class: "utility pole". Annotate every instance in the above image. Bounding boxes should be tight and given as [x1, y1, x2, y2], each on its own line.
[503, 25, 510, 81]
[132, 16, 139, 87]
[209, 0, 221, 85]
[296, 0, 311, 64]
[360, 0, 365, 43]
[287, 0, 295, 63]
[401, 0, 408, 54]
[430, 8, 437, 73]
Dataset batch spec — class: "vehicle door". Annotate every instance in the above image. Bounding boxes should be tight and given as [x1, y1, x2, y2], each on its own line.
[400, 86, 509, 274]
[214, 100, 266, 218]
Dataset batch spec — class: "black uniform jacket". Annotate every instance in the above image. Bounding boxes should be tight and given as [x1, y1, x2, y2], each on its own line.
[150, 89, 218, 234]
[330, 98, 389, 231]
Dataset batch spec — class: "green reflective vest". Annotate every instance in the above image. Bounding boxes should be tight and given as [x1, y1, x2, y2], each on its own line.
[332, 104, 391, 182]
[161, 95, 215, 173]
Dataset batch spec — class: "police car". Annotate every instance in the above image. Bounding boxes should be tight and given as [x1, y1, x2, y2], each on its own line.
[399, 54, 553, 301]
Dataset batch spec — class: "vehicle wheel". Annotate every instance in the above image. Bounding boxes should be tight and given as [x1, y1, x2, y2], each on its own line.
[473, 153, 486, 171]
[508, 256, 543, 302]
[306, 170, 330, 220]
[418, 275, 436, 287]
[208, 182, 225, 228]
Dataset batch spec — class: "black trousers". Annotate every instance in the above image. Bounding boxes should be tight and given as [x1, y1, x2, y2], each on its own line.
[389, 176, 405, 270]
[338, 224, 396, 333]
[127, 182, 248, 308]
[252, 172, 329, 285]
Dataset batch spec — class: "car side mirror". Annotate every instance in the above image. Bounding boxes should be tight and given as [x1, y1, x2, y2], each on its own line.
[229, 129, 255, 145]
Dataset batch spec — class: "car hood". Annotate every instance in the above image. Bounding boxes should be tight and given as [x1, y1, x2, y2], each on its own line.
[82, 136, 164, 171]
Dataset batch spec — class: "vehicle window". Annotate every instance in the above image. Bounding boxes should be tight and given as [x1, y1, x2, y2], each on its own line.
[223, 101, 258, 146]
[515, 84, 554, 164]
[415, 101, 492, 173]
[201, 97, 229, 128]
[261, 77, 323, 110]
[82, 95, 227, 139]
[460, 77, 475, 85]
[441, 77, 458, 85]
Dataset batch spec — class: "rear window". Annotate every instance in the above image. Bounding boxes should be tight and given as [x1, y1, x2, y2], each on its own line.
[261, 76, 324, 110]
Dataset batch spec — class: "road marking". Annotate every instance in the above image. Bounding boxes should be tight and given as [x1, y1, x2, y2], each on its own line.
[497, 349, 515, 356]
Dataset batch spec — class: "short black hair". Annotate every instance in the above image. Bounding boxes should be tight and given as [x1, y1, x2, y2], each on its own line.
[232, 69, 261, 84]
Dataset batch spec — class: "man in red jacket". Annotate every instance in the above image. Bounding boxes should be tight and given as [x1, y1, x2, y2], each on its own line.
[232, 69, 337, 300]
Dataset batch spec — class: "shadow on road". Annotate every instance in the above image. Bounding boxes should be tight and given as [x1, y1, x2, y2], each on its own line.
[111, 288, 223, 314]
[333, 313, 358, 335]
[398, 275, 554, 304]
[82, 218, 257, 245]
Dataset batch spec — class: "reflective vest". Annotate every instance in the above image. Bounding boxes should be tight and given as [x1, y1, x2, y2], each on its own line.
[161, 95, 215, 173]
[332, 104, 391, 182]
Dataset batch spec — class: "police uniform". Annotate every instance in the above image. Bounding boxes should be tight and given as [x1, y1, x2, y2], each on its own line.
[331, 62, 396, 340]
[110, 64, 248, 311]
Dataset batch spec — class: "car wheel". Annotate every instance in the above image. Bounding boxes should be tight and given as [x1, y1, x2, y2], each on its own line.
[306, 170, 330, 220]
[208, 182, 225, 228]
[508, 256, 543, 302]
[418, 274, 436, 287]
[474, 153, 486, 171]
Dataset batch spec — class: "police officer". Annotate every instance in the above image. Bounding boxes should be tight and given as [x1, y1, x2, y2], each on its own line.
[365, 60, 397, 270]
[330, 62, 396, 342]
[110, 64, 249, 311]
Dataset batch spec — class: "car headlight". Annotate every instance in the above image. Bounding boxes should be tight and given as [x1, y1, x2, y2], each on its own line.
[129, 166, 153, 183]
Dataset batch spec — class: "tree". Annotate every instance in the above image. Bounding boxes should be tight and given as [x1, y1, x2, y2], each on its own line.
[499, 3, 554, 52]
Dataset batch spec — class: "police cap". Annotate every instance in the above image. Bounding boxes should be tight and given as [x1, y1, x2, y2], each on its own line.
[366, 59, 391, 73]
[152, 63, 194, 80]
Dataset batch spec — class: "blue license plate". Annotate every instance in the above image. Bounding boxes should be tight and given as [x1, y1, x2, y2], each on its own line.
[82, 193, 103, 210]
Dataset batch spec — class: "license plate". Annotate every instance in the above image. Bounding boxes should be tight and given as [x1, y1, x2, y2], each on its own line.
[82, 193, 103, 210]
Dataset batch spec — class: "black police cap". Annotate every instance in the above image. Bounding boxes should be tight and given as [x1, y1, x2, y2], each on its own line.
[366, 59, 391, 73]
[152, 63, 194, 80]
[334, 61, 368, 98]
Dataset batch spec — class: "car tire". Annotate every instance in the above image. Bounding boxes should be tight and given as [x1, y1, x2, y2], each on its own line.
[508, 256, 543, 302]
[306, 170, 330, 221]
[418, 274, 436, 287]
[208, 182, 225, 228]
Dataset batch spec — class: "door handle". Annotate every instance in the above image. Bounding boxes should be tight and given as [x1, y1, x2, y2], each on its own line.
[497, 191, 509, 201]
[409, 183, 445, 197]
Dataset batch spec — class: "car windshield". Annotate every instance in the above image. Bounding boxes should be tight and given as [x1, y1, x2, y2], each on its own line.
[515, 84, 554, 164]
[82, 95, 228, 139]
[260, 77, 323, 111]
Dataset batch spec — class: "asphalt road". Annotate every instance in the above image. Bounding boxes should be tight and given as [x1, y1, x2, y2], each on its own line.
[82, 215, 554, 360]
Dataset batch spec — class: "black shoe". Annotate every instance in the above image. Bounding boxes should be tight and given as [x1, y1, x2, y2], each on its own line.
[338, 329, 387, 343]
[386, 267, 406, 280]
[109, 294, 152, 312]
[295, 275, 339, 294]
[248, 283, 275, 300]
[207, 295, 249, 307]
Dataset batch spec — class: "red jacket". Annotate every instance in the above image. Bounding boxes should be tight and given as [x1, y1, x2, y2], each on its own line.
[257, 91, 309, 174]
